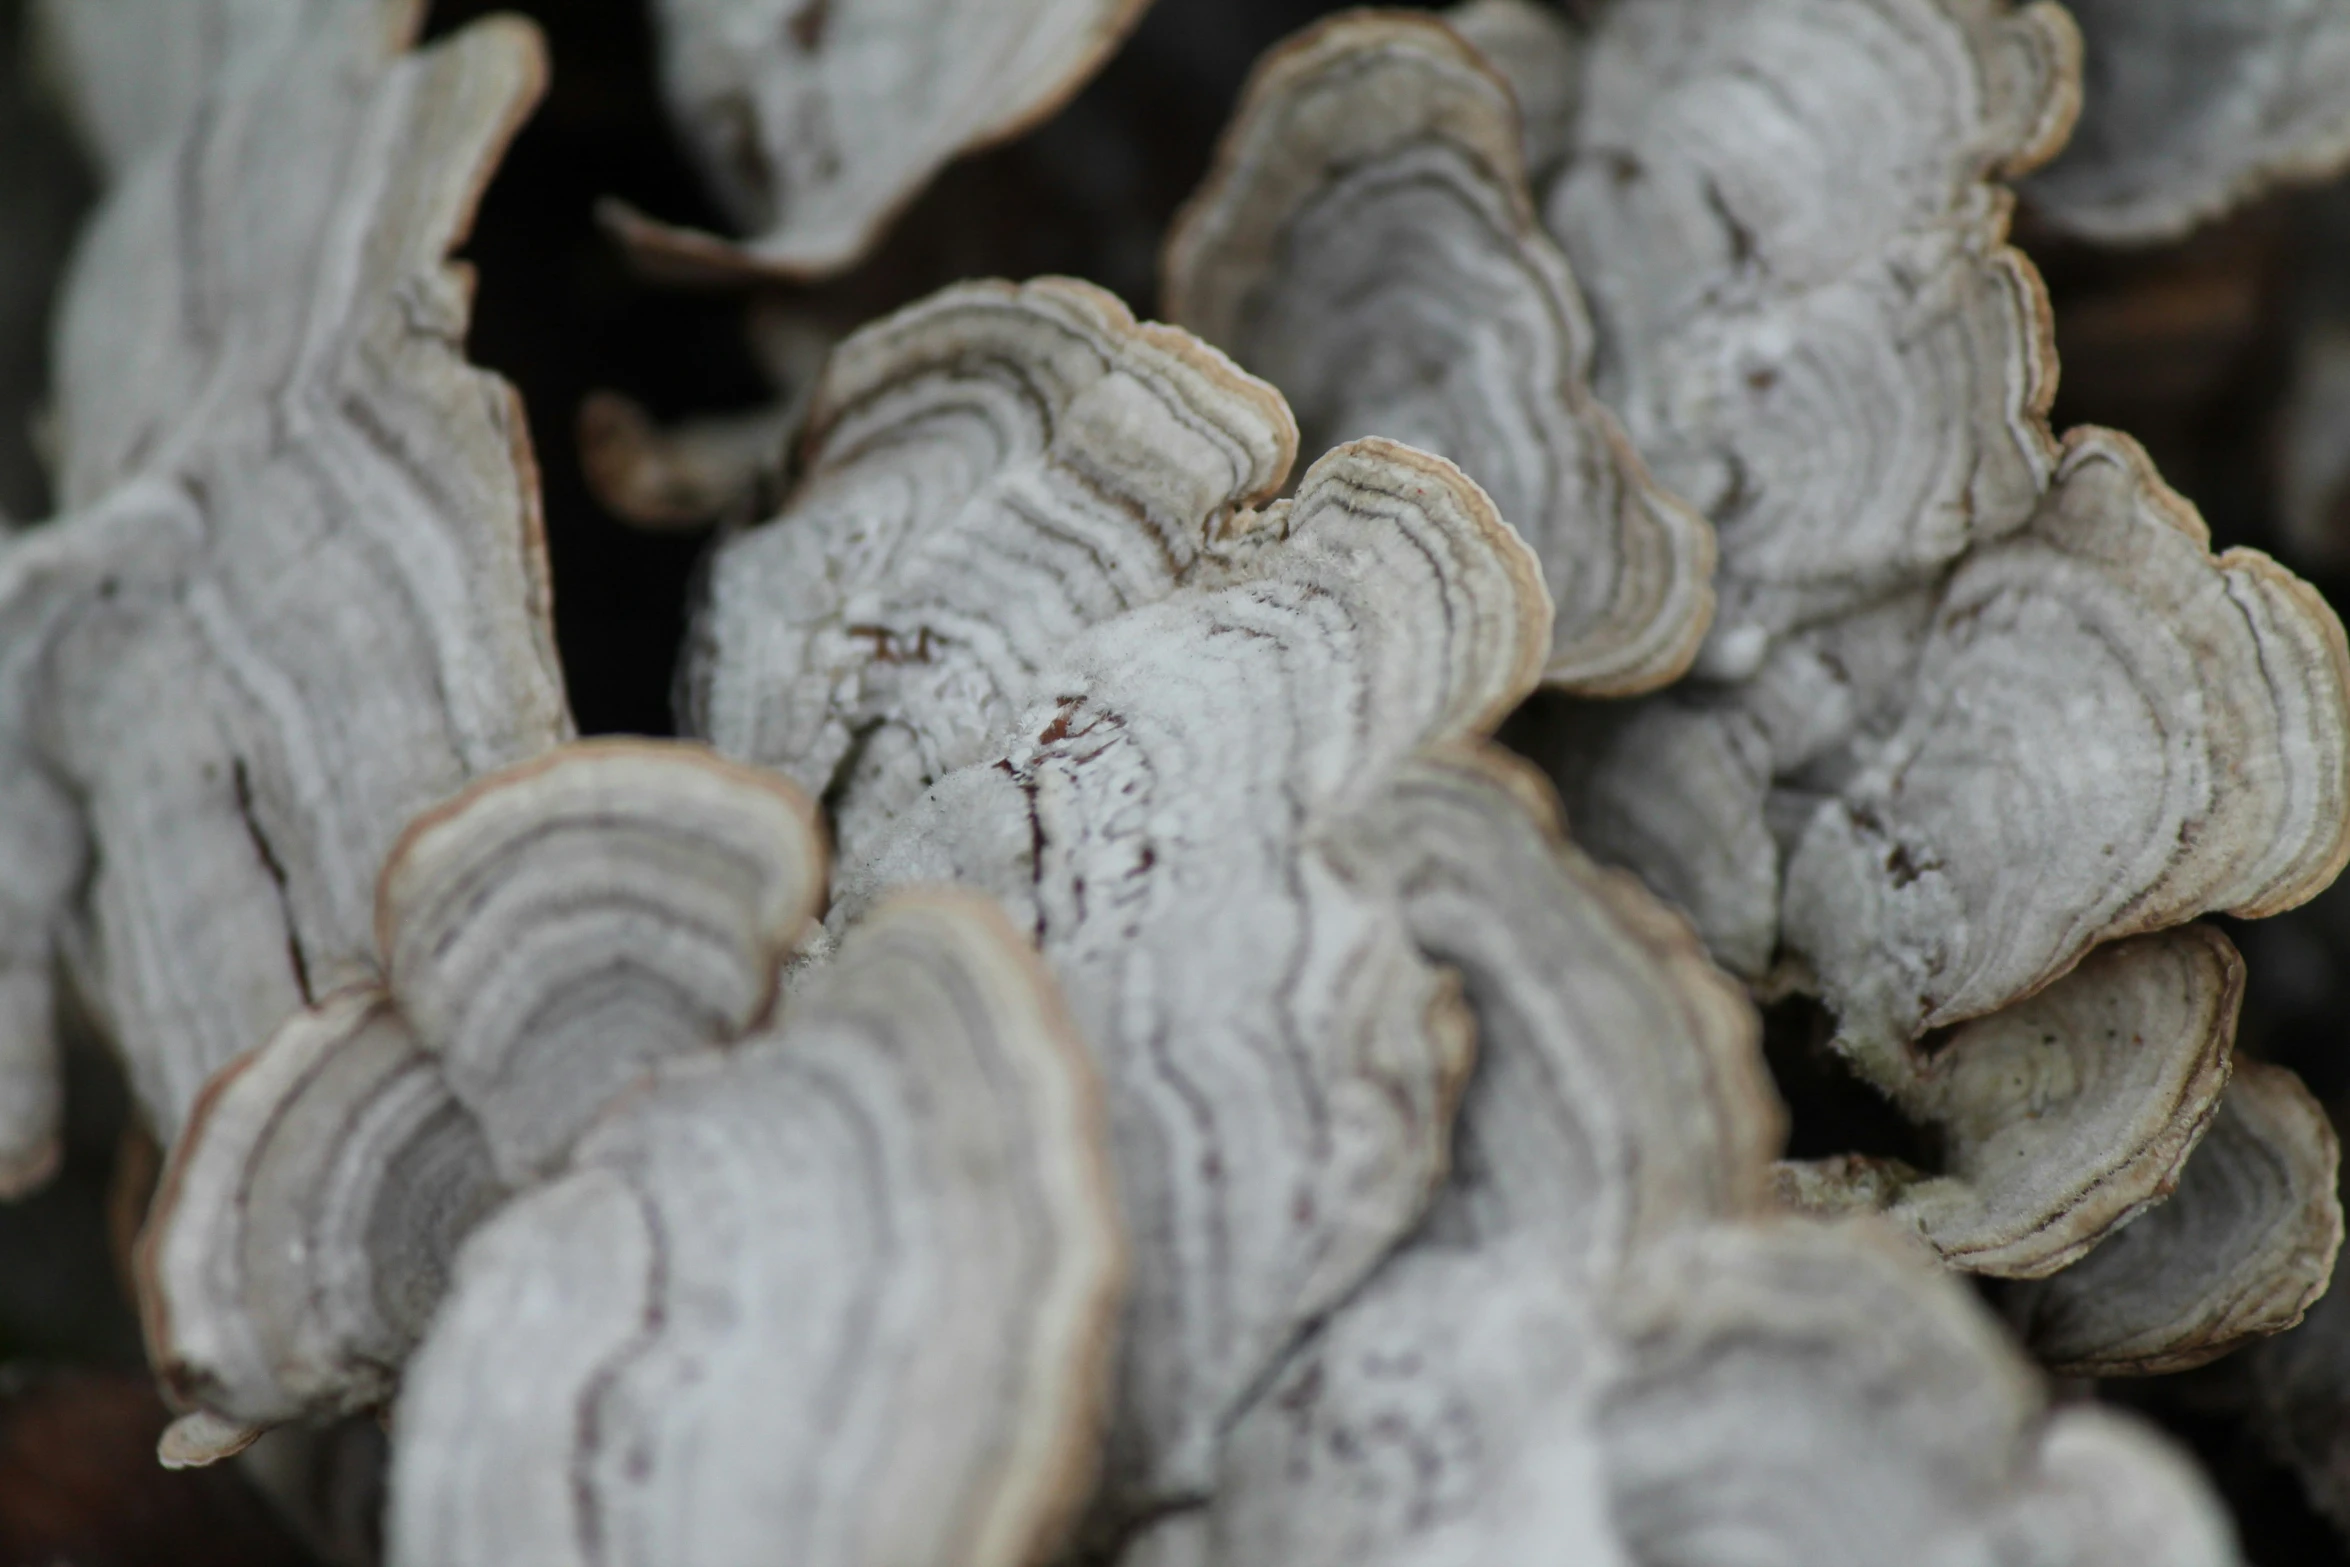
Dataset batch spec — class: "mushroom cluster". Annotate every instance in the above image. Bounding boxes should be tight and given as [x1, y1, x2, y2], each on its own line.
[1162, 0, 2350, 1382]
[7, 0, 2350, 1560]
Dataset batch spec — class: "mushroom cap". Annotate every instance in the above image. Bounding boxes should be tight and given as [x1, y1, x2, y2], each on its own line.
[379, 739, 826, 1183]
[820, 435, 1549, 1513]
[2003, 1059, 2343, 1375]
[1545, 0, 2077, 663]
[1774, 925, 2240, 1277]
[1782, 429, 2350, 1060]
[1163, 9, 1715, 695]
[387, 891, 1125, 1567]
[684, 275, 1297, 869]
[2022, 0, 2350, 245]
[29, 0, 416, 179]
[138, 741, 830, 1432]
[137, 988, 500, 1427]
[615, 0, 1157, 280]
[0, 8, 569, 1169]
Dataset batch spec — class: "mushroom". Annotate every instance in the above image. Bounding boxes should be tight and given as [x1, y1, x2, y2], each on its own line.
[2002, 1060, 2343, 1375]
[385, 890, 1124, 1567]
[138, 741, 825, 1435]
[1162, 10, 1714, 696]
[610, 0, 1159, 280]
[2021, 0, 2350, 245]
[1542, 0, 2076, 670]
[0, 7, 568, 1194]
[1441, 0, 2350, 1360]
[1772, 926, 2241, 1278]
[686, 276, 1554, 1514]
[1139, 747, 2231, 1566]
[2246, 1138, 2350, 1534]
[28, 0, 396, 180]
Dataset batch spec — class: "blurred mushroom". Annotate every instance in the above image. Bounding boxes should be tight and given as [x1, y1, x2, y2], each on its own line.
[2004, 1061, 2343, 1375]
[576, 391, 797, 530]
[0, 8, 568, 1194]
[28, 0, 396, 180]
[1162, 10, 1715, 695]
[687, 276, 1555, 1516]
[611, 0, 1159, 280]
[139, 741, 826, 1436]
[2022, 0, 2350, 245]
[387, 892, 1124, 1567]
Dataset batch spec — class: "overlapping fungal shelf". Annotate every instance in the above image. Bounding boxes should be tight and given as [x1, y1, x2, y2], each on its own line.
[1412, 0, 2350, 1377]
[0, 1, 568, 1194]
[614, 0, 1160, 278]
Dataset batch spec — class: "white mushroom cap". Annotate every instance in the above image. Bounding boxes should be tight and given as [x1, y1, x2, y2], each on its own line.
[2023, 0, 2350, 245]
[613, 0, 1157, 280]
[0, 8, 568, 1185]
[387, 891, 1125, 1567]
[1163, 10, 1716, 694]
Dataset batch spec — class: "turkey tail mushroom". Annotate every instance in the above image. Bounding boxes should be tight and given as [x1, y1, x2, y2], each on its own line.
[1162, 9, 1716, 695]
[138, 741, 828, 1441]
[688, 275, 1559, 1516]
[0, 6, 570, 1190]
[609, 0, 1158, 281]
[2021, 0, 2350, 245]
[2001, 1060, 2343, 1375]
[386, 891, 1124, 1567]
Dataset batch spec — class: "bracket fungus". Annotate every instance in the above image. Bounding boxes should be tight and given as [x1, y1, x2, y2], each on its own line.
[138, 741, 825, 1436]
[1135, 750, 2233, 1567]
[1162, 9, 1715, 695]
[614, 0, 1158, 280]
[2021, 0, 2350, 245]
[1544, 0, 2078, 668]
[0, 6, 568, 1195]
[387, 890, 1124, 1567]
[687, 274, 1554, 1514]
[1410, 0, 2350, 1376]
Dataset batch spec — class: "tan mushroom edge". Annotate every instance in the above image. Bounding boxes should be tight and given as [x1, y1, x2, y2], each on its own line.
[608, 0, 1159, 284]
[1774, 925, 2240, 1280]
[1162, 8, 1715, 697]
[2002, 1060, 2344, 1377]
[385, 889, 1127, 1567]
[135, 740, 829, 1452]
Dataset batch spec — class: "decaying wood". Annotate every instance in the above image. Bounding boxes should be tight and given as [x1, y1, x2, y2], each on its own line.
[615, 0, 1159, 279]
[2023, 0, 2350, 245]
[387, 891, 1124, 1567]
[139, 742, 825, 1437]
[0, 6, 568, 1195]
[1163, 10, 1715, 695]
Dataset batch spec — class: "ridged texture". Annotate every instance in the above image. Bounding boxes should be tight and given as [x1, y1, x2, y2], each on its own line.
[2004, 1061, 2343, 1375]
[1548, 0, 2076, 661]
[2023, 0, 2350, 244]
[1162, 10, 1715, 695]
[620, 0, 1156, 278]
[1497, 1, 2350, 1351]
[1135, 750, 2228, 1566]
[1776, 927, 2240, 1280]
[388, 893, 1124, 1567]
[139, 742, 827, 1434]
[688, 278, 1552, 1514]
[0, 7, 569, 1192]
